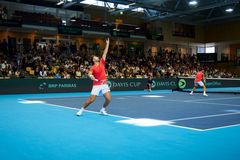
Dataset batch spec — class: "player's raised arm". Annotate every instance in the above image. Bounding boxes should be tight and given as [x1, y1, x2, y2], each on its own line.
[102, 38, 110, 61]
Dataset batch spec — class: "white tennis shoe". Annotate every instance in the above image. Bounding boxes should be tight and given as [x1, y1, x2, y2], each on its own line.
[76, 108, 84, 116]
[203, 93, 208, 96]
[100, 108, 108, 115]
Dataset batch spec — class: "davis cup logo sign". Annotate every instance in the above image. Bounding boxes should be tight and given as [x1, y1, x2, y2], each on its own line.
[107, 81, 112, 88]
[151, 80, 156, 88]
[151, 80, 176, 89]
[178, 79, 186, 89]
[107, 80, 141, 89]
[39, 82, 47, 90]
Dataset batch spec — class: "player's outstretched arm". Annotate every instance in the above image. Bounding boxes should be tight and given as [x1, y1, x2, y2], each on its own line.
[102, 37, 110, 61]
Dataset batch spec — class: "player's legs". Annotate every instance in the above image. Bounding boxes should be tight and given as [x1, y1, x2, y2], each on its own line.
[76, 95, 97, 116]
[99, 84, 111, 115]
[82, 95, 97, 109]
[84, 85, 100, 108]
[102, 91, 111, 109]
[190, 81, 208, 96]
[198, 81, 208, 96]
[202, 85, 208, 96]
[190, 87, 196, 95]
[147, 83, 152, 91]
[190, 82, 198, 95]
[203, 85, 206, 92]
[76, 85, 100, 116]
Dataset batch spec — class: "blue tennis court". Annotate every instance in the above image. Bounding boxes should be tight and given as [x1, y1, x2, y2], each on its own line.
[1, 90, 240, 160]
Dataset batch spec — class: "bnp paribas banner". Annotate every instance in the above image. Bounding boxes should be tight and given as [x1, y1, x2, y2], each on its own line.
[0, 78, 178, 94]
[0, 79, 92, 94]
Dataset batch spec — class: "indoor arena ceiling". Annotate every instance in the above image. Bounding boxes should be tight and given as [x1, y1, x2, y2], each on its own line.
[3, 0, 240, 24]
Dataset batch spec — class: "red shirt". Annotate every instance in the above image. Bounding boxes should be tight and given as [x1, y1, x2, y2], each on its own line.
[195, 71, 204, 82]
[90, 58, 107, 86]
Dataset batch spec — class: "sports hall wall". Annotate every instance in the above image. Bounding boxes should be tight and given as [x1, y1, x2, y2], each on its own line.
[205, 21, 240, 42]
[84, 6, 145, 26]
[1, 20, 239, 44]
[205, 21, 240, 60]
[0, 21, 206, 52]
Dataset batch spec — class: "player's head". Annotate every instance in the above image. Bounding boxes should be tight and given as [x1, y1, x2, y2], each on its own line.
[199, 68, 204, 72]
[92, 55, 100, 63]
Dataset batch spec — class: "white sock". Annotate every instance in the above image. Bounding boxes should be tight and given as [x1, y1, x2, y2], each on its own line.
[204, 91, 206, 94]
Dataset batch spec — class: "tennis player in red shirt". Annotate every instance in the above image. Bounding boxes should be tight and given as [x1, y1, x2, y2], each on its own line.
[76, 38, 111, 116]
[190, 68, 208, 96]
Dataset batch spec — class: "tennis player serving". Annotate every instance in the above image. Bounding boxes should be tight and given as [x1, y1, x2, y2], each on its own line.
[190, 68, 208, 96]
[76, 38, 111, 116]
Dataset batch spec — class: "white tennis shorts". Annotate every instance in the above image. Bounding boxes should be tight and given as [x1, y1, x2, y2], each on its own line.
[91, 84, 110, 96]
[194, 81, 204, 87]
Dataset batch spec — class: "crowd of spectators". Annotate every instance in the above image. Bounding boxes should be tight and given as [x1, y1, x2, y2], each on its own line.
[106, 48, 237, 79]
[0, 40, 238, 79]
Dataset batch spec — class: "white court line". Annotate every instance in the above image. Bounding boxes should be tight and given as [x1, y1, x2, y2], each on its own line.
[124, 96, 186, 102]
[26, 97, 84, 101]
[184, 96, 240, 102]
[184, 101, 240, 107]
[36, 101, 134, 120]
[19, 98, 132, 119]
[201, 124, 240, 131]
[170, 112, 240, 122]
[151, 99, 184, 102]
[167, 124, 204, 132]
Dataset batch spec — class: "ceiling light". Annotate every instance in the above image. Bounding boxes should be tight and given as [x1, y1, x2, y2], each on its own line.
[135, 27, 140, 30]
[57, 0, 64, 5]
[225, 8, 233, 13]
[189, 0, 198, 6]
[129, 3, 136, 6]
[109, 8, 116, 12]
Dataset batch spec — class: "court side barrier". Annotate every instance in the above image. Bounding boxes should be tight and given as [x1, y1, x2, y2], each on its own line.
[0, 78, 177, 94]
[0, 78, 239, 94]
